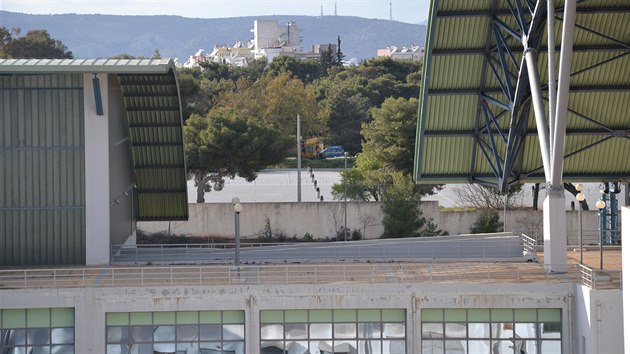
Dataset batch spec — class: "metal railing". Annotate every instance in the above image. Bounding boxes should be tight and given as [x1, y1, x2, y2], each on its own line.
[0, 262, 588, 290]
[575, 263, 622, 290]
[520, 234, 538, 259]
[110, 237, 525, 264]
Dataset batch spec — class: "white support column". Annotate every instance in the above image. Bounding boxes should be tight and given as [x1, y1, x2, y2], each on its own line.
[525, 49, 552, 179]
[547, 0, 557, 147]
[622, 207, 630, 353]
[84, 73, 111, 265]
[543, 190, 567, 272]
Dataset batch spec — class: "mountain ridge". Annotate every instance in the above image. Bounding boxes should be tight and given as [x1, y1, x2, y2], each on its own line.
[0, 11, 426, 61]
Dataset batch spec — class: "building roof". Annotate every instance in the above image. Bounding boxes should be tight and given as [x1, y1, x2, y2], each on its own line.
[0, 58, 188, 221]
[414, 1, 630, 190]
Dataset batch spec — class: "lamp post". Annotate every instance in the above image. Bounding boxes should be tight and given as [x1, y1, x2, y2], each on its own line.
[344, 151, 348, 241]
[575, 183, 585, 265]
[596, 199, 606, 271]
[232, 197, 242, 269]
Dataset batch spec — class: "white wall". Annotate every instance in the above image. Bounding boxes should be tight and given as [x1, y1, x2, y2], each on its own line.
[623, 206, 630, 353]
[138, 201, 606, 243]
[576, 285, 624, 354]
[84, 73, 110, 265]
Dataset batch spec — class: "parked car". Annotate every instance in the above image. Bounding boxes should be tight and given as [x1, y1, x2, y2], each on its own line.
[319, 146, 345, 159]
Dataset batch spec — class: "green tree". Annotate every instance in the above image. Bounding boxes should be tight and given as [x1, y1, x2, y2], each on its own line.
[184, 108, 292, 203]
[0, 27, 73, 59]
[336, 36, 345, 65]
[381, 173, 440, 238]
[319, 44, 336, 70]
[470, 210, 504, 234]
[267, 56, 323, 83]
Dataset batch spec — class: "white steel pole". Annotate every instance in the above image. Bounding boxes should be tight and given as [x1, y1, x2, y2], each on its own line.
[547, 0, 557, 148]
[525, 49, 552, 180]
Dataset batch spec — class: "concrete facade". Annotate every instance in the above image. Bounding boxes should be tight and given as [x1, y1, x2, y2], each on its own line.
[0, 282, 592, 353]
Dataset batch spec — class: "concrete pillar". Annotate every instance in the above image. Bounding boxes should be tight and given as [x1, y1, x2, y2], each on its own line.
[544, 191, 567, 272]
[622, 207, 630, 353]
[84, 73, 111, 265]
[75, 291, 105, 353]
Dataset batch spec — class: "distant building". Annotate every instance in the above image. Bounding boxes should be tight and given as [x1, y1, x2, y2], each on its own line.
[252, 20, 302, 60]
[377, 45, 424, 61]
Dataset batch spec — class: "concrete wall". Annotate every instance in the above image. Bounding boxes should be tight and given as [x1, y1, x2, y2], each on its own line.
[623, 207, 630, 353]
[575, 285, 624, 354]
[138, 201, 606, 243]
[84, 73, 110, 265]
[0, 282, 574, 354]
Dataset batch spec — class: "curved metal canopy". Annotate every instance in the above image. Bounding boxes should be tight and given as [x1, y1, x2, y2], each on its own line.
[414, 0, 630, 192]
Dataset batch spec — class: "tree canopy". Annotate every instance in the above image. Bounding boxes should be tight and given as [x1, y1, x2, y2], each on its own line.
[0, 27, 73, 59]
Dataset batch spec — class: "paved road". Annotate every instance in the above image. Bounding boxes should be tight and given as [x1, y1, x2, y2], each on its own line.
[112, 234, 525, 264]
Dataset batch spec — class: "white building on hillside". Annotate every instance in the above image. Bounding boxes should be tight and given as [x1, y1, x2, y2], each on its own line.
[252, 19, 302, 60]
[377, 45, 424, 61]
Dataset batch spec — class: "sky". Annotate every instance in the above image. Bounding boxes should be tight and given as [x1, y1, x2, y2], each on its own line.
[1, 0, 430, 24]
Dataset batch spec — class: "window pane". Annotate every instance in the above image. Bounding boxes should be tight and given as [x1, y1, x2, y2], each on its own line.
[222, 310, 245, 324]
[285, 310, 308, 322]
[176, 324, 198, 341]
[51, 327, 74, 344]
[153, 325, 175, 342]
[334, 323, 356, 339]
[107, 313, 129, 326]
[260, 310, 283, 324]
[538, 309, 561, 322]
[129, 313, 152, 326]
[5, 347, 28, 354]
[27, 328, 50, 345]
[199, 311, 221, 324]
[540, 323, 561, 339]
[422, 323, 443, 338]
[468, 309, 490, 322]
[5, 328, 26, 345]
[28, 346, 50, 354]
[51, 345, 73, 354]
[541, 340, 562, 353]
[468, 340, 490, 354]
[286, 340, 309, 354]
[491, 340, 513, 354]
[27, 309, 50, 328]
[3, 309, 26, 327]
[444, 323, 466, 338]
[444, 309, 466, 322]
[444, 339, 467, 354]
[468, 323, 489, 339]
[132, 326, 153, 342]
[422, 309, 443, 322]
[492, 323, 515, 339]
[358, 323, 381, 339]
[152, 342, 175, 353]
[261, 324, 283, 340]
[383, 339, 406, 354]
[334, 310, 356, 322]
[176, 311, 198, 325]
[310, 310, 332, 323]
[285, 323, 307, 339]
[523, 340, 538, 353]
[200, 342, 222, 353]
[491, 309, 512, 322]
[50, 309, 74, 327]
[358, 309, 381, 322]
[514, 323, 536, 338]
[358, 340, 382, 354]
[310, 340, 332, 354]
[382, 309, 405, 322]
[261, 341, 285, 354]
[310, 324, 332, 339]
[514, 309, 537, 322]
[153, 312, 175, 325]
[107, 327, 128, 343]
[422, 339, 444, 354]
[177, 342, 198, 353]
[224, 324, 245, 340]
[334, 340, 357, 352]
[383, 323, 405, 339]
[200, 324, 222, 340]
[107, 344, 129, 354]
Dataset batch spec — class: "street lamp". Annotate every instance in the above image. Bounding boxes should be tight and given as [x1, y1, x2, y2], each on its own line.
[596, 199, 606, 271]
[575, 183, 585, 265]
[344, 151, 348, 241]
[232, 198, 242, 269]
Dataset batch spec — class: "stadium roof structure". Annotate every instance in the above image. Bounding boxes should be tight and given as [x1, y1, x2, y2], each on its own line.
[414, 0, 630, 192]
[0, 58, 188, 221]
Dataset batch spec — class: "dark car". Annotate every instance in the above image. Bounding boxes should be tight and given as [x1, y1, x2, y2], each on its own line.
[319, 146, 345, 159]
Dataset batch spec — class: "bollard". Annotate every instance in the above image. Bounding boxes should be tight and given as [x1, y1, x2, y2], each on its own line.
[316, 187, 320, 199]
[314, 180, 317, 189]
[320, 196, 324, 202]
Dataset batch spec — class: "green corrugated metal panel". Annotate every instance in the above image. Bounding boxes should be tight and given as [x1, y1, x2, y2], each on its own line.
[118, 73, 188, 221]
[415, 0, 630, 186]
[0, 74, 85, 266]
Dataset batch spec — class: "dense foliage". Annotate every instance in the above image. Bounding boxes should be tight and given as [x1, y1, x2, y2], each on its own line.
[0, 27, 73, 59]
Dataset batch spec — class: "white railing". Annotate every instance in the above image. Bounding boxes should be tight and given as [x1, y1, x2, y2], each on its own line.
[575, 263, 622, 290]
[0, 262, 583, 290]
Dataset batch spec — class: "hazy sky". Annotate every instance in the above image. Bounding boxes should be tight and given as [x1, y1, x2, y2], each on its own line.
[1, 0, 430, 24]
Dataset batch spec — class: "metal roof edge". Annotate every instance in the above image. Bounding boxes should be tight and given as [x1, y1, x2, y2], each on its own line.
[414, 0, 439, 183]
[0, 58, 176, 74]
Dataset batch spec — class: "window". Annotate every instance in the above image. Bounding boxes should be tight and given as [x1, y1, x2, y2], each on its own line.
[106, 310, 245, 354]
[0, 307, 75, 354]
[260, 309, 406, 354]
[421, 308, 562, 354]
